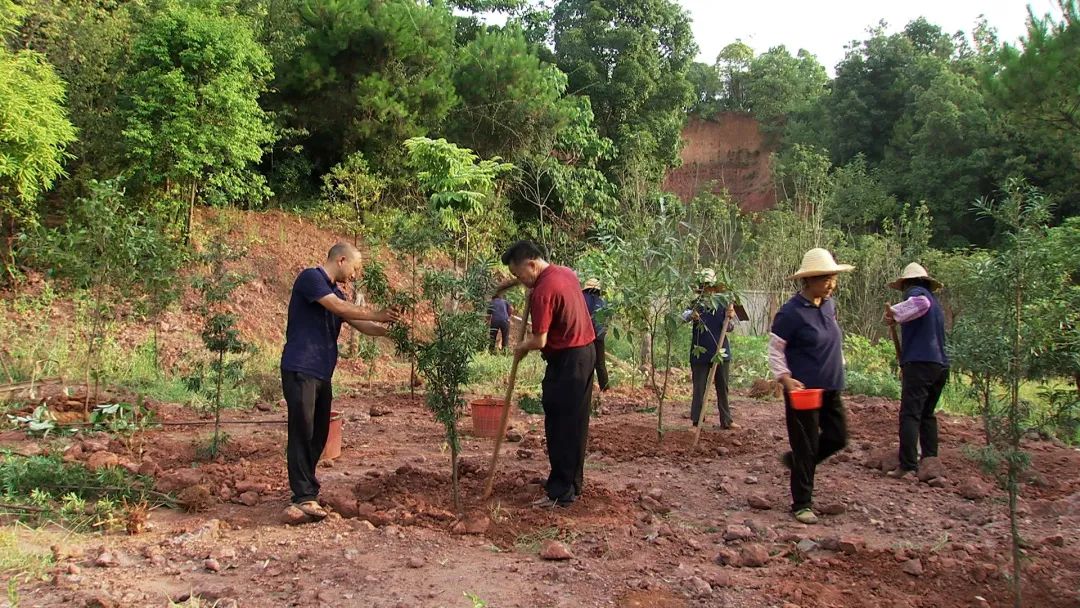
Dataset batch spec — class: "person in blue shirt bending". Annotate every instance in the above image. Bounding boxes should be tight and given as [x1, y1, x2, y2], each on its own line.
[280, 242, 400, 520]
[487, 294, 514, 353]
[883, 263, 949, 480]
[684, 268, 737, 429]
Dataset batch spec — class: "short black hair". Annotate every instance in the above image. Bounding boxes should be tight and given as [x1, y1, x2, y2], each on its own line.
[327, 241, 359, 261]
[501, 240, 544, 266]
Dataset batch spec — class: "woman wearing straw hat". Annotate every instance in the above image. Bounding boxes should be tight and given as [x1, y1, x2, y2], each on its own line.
[768, 248, 853, 524]
[683, 268, 738, 429]
[883, 263, 949, 479]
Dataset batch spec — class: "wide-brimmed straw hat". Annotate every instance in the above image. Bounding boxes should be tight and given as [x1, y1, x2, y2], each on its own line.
[696, 268, 718, 287]
[888, 262, 942, 291]
[582, 277, 601, 290]
[788, 248, 855, 280]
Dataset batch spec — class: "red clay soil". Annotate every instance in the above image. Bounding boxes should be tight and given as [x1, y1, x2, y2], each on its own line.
[663, 113, 777, 212]
[5, 384, 1079, 608]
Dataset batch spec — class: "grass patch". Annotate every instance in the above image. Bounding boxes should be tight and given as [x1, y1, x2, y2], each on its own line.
[512, 526, 580, 553]
[517, 394, 543, 415]
[0, 451, 167, 532]
[467, 352, 545, 396]
[0, 527, 53, 583]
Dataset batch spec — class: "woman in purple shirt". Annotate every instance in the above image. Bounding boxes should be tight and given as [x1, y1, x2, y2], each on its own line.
[768, 248, 854, 525]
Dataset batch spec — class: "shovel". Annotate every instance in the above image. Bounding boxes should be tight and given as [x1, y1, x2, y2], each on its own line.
[482, 296, 531, 499]
[885, 302, 902, 378]
[691, 305, 733, 449]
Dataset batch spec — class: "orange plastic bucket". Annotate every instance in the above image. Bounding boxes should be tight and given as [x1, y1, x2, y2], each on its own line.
[322, 410, 344, 460]
[470, 397, 507, 438]
[788, 389, 824, 411]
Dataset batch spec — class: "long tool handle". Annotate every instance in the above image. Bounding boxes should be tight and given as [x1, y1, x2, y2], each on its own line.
[889, 322, 903, 379]
[886, 302, 902, 376]
[483, 297, 531, 498]
[691, 310, 733, 450]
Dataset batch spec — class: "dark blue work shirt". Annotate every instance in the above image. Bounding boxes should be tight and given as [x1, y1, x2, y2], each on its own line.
[488, 297, 510, 325]
[689, 302, 733, 365]
[582, 290, 606, 339]
[900, 286, 949, 366]
[770, 293, 845, 390]
[281, 267, 345, 381]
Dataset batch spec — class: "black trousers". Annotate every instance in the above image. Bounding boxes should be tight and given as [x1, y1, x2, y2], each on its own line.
[690, 360, 731, 426]
[282, 370, 333, 504]
[541, 345, 596, 501]
[593, 336, 609, 391]
[785, 389, 847, 512]
[898, 362, 949, 471]
[489, 320, 510, 351]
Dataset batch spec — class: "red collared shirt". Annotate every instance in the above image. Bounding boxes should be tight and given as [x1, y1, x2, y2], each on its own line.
[529, 265, 596, 354]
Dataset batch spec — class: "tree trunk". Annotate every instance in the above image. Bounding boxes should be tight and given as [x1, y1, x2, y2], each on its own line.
[348, 280, 364, 357]
[185, 182, 197, 245]
[1006, 225, 1024, 608]
[214, 350, 225, 457]
[410, 257, 418, 400]
[450, 440, 460, 514]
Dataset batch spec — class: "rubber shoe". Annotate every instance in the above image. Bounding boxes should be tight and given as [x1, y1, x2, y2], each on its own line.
[297, 500, 328, 520]
[886, 467, 915, 479]
[794, 508, 819, 525]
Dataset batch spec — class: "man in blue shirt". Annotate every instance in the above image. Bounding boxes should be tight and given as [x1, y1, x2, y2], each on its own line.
[684, 268, 737, 428]
[582, 278, 609, 392]
[487, 294, 513, 353]
[884, 263, 949, 479]
[281, 242, 399, 520]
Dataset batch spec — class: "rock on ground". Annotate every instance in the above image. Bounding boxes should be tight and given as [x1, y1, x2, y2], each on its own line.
[747, 494, 772, 510]
[738, 544, 770, 568]
[903, 558, 924, 577]
[281, 506, 308, 526]
[539, 540, 574, 561]
[959, 478, 991, 500]
[918, 457, 946, 482]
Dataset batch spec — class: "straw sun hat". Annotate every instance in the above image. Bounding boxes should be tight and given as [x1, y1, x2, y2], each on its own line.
[788, 248, 855, 280]
[582, 277, 601, 290]
[888, 262, 943, 291]
[696, 268, 718, 287]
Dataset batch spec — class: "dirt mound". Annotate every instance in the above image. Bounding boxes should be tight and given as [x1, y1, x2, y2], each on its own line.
[589, 419, 761, 461]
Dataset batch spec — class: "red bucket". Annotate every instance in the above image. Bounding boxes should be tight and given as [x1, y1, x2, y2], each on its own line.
[322, 410, 344, 460]
[788, 389, 824, 411]
[470, 397, 507, 438]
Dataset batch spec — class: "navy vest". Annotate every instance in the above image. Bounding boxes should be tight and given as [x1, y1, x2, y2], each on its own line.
[900, 286, 949, 366]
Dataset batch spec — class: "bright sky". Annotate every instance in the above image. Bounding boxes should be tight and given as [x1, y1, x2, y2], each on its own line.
[681, 0, 1062, 74]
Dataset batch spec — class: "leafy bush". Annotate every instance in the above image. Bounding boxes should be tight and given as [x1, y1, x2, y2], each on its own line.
[0, 452, 162, 531]
[843, 334, 901, 399]
[729, 335, 769, 388]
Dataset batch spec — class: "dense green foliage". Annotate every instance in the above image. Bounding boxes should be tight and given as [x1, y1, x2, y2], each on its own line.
[0, 0, 1071, 255]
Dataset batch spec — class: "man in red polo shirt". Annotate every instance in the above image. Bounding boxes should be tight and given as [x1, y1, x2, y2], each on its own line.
[502, 240, 596, 507]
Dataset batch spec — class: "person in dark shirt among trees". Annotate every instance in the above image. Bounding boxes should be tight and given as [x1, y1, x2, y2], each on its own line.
[883, 263, 949, 480]
[486, 294, 513, 353]
[501, 240, 596, 508]
[581, 277, 610, 393]
[280, 242, 400, 520]
[768, 248, 854, 525]
[683, 268, 738, 429]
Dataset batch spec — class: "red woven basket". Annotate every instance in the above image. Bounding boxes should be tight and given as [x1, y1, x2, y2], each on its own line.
[470, 397, 507, 438]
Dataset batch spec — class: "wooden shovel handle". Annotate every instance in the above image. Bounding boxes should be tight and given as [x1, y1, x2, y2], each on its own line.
[483, 296, 531, 499]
